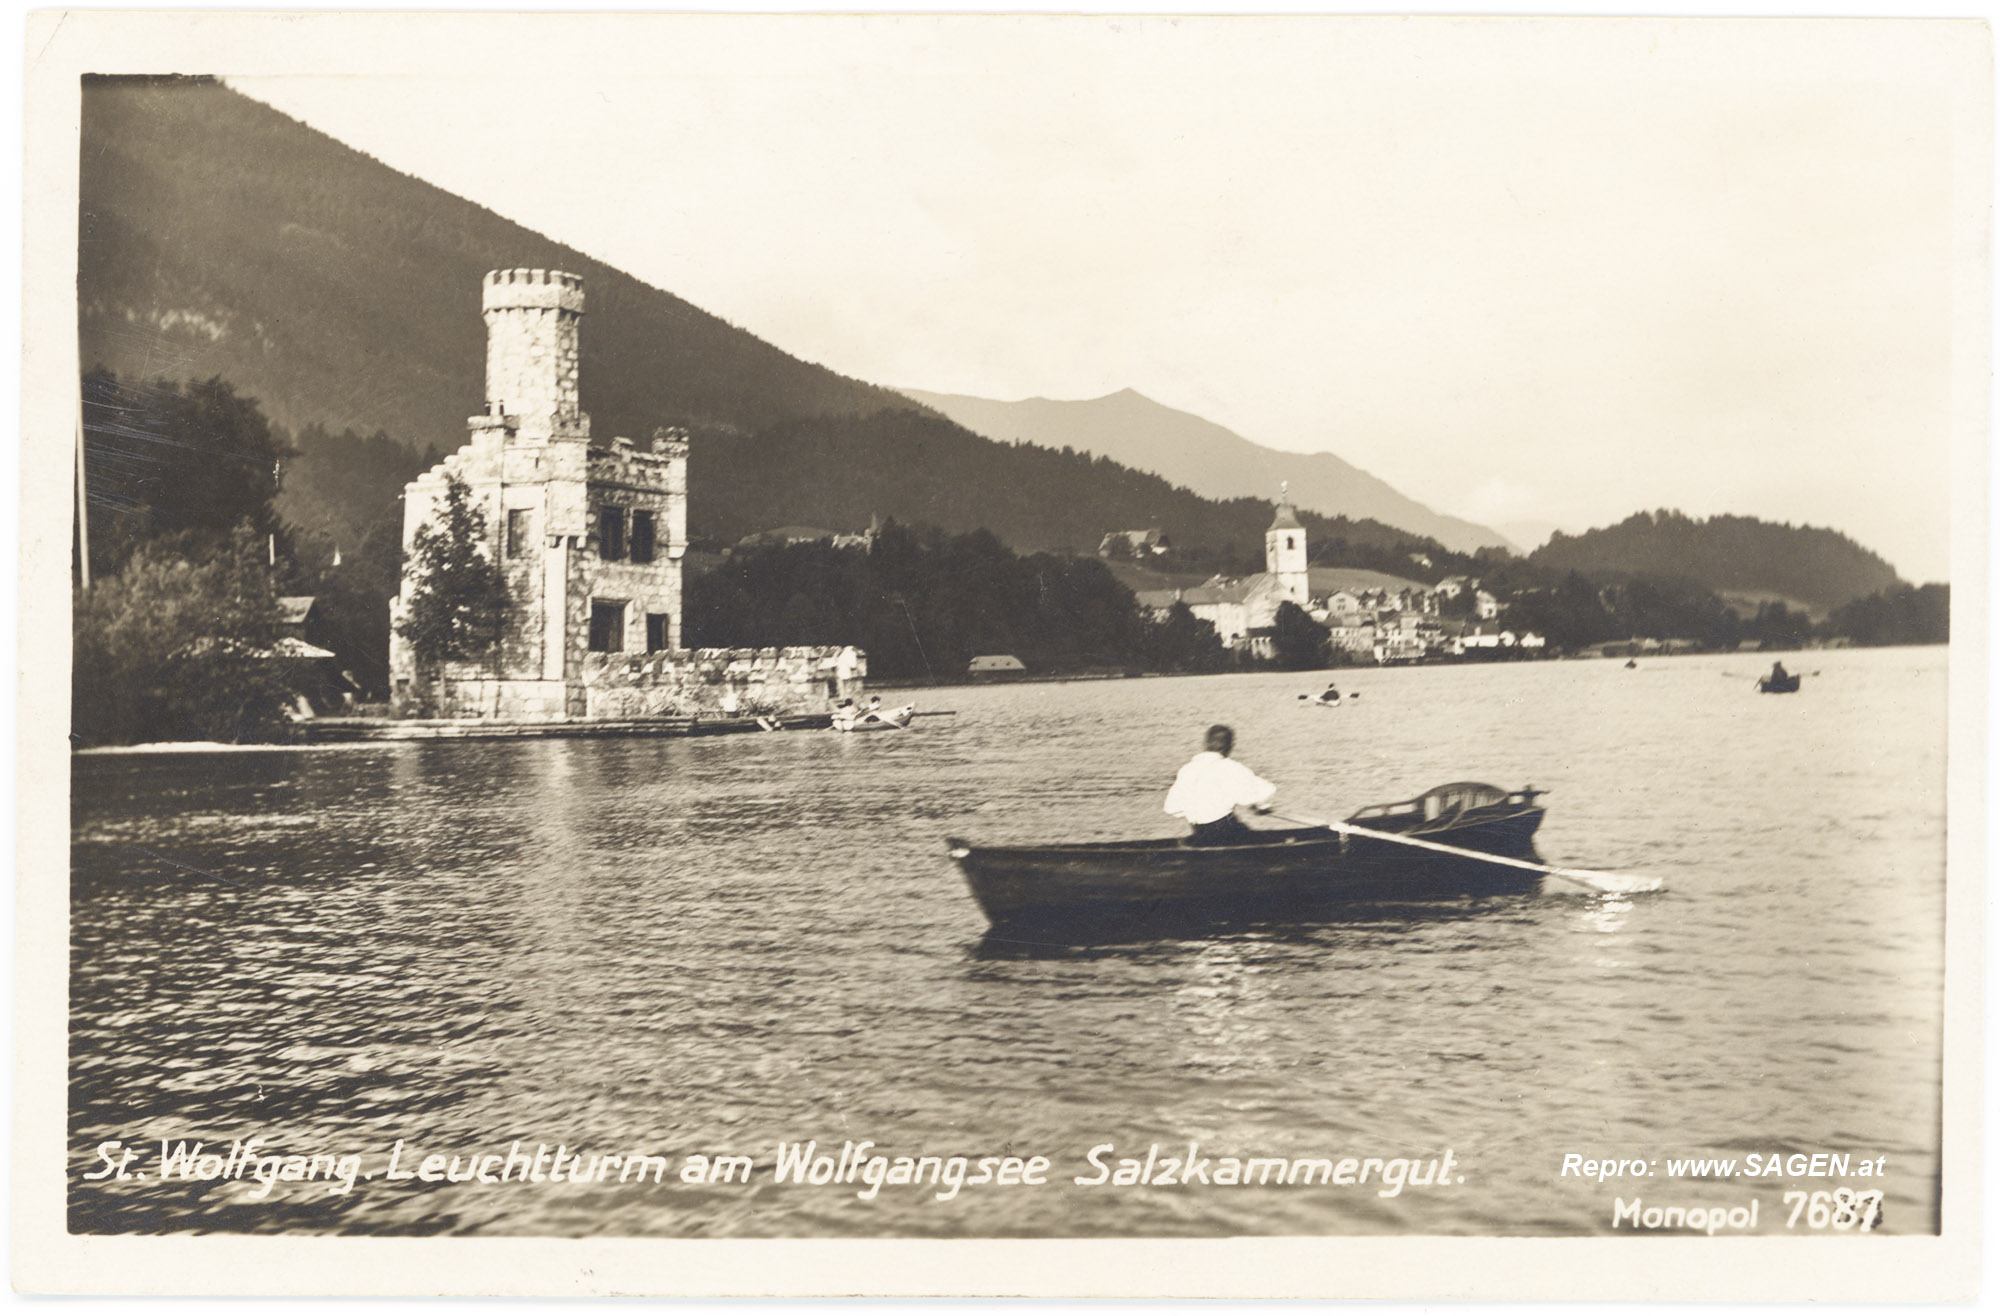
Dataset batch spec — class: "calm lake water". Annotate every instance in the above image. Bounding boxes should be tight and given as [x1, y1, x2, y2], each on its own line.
[70, 647, 1948, 1237]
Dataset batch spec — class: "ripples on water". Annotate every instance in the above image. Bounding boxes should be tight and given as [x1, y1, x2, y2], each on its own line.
[69, 648, 1946, 1236]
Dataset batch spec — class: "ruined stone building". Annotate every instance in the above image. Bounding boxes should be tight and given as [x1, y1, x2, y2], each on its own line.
[390, 269, 858, 719]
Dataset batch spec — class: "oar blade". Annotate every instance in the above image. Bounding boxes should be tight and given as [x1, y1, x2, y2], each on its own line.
[1551, 867, 1663, 895]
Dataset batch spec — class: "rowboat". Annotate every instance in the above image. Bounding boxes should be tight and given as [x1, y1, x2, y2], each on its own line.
[1756, 673, 1801, 693]
[948, 782, 1548, 937]
[833, 702, 915, 732]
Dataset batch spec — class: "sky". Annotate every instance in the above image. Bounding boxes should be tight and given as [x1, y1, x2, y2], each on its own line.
[217, 15, 1977, 581]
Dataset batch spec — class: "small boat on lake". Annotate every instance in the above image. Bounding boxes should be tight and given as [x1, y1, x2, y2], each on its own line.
[833, 702, 916, 732]
[1757, 670, 1802, 693]
[948, 782, 1547, 937]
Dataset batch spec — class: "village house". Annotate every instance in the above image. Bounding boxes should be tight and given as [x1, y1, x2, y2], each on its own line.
[738, 515, 880, 552]
[1098, 528, 1172, 557]
[389, 269, 860, 719]
[967, 654, 1028, 677]
[1456, 623, 1548, 655]
[275, 595, 327, 649]
[1326, 620, 1378, 657]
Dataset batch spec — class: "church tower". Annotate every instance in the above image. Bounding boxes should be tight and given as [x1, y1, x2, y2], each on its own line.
[1265, 485, 1309, 604]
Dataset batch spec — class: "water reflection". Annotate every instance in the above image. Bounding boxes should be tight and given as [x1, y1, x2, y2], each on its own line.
[966, 895, 1542, 958]
[1576, 895, 1635, 935]
[69, 650, 1947, 1237]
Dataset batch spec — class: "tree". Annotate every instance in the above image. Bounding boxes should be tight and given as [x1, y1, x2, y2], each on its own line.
[72, 524, 291, 745]
[685, 522, 1156, 679]
[1269, 600, 1331, 670]
[80, 369, 288, 578]
[1753, 600, 1813, 649]
[1825, 583, 1949, 646]
[277, 423, 441, 697]
[395, 473, 508, 669]
[1140, 601, 1229, 673]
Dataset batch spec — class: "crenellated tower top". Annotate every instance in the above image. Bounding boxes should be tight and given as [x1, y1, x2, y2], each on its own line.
[482, 267, 586, 314]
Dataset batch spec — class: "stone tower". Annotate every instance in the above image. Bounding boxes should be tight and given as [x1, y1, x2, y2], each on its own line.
[481, 268, 586, 441]
[389, 268, 688, 718]
[1265, 486, 1309, 605]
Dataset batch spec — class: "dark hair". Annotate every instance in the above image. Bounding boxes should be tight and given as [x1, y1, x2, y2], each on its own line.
[1205, 724, 1234, 755]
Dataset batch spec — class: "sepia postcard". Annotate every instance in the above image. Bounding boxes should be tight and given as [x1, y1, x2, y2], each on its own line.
[16, 8, 1989, 1301]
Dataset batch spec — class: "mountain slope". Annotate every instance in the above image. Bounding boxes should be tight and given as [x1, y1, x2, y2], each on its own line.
[80, 76, 912, 455]
[1528, 510, 1902, 612]
[77, 76, 1455, 561]
[899, 386, 1516, 555]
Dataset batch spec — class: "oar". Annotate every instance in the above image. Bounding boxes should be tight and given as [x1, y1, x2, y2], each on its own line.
[1267, 810, 1662, 895]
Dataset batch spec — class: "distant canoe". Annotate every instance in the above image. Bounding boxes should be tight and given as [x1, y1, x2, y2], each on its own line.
[948, 782, 1546, 938]
[1757, 674, 1802, 694]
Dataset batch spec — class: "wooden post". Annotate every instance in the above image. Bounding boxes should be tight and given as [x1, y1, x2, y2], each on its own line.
[74, 409, 88, 590]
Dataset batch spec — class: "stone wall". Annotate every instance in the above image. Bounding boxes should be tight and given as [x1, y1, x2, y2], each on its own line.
[581, 646, 866, 719]
[404, 646, 864, 721]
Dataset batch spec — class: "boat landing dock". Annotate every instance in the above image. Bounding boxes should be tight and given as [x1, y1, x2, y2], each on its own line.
[296, 713, 835, 744]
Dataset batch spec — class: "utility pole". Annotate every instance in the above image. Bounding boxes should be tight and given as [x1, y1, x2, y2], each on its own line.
[75, 408, 88, 591]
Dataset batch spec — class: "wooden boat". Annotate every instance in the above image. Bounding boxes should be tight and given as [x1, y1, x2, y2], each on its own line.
[1757, 673, 1802, 693]
[833, 702, 915, 732]
[948, 782, 1547, 936]
[1297, 688, 1342, 705]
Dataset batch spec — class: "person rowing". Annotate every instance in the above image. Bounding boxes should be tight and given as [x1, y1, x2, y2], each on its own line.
[1164, 724, 1277, 846]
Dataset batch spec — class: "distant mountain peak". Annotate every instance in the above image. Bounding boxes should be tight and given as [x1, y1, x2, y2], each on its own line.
[898, 385, 1516, 555]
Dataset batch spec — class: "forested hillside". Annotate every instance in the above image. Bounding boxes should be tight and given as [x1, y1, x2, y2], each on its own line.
[80, 76, 908, 452]
[80, 75, 1444, 559]
[691, 410, 1445, 556]
[1529, 510, 1903, 611]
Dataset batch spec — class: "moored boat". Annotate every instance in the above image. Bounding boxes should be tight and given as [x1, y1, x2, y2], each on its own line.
[948, 782, 1547, 937]
[833, 702, 916, 732]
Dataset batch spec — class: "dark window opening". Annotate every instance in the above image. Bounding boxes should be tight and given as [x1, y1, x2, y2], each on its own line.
[646, 613, 669, 653]
[631, 510, 656, 564]
[1286, 535, 1296, 551]
[599, 506, 626, 561]
[589, 601, 625, 653]
[506, 508, 530, 559]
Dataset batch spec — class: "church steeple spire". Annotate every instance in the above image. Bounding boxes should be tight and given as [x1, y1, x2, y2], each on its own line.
[1265, 482, 1308, 602]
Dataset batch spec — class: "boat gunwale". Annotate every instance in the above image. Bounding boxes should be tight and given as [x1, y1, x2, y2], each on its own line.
[947, 798, 1546, 861]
